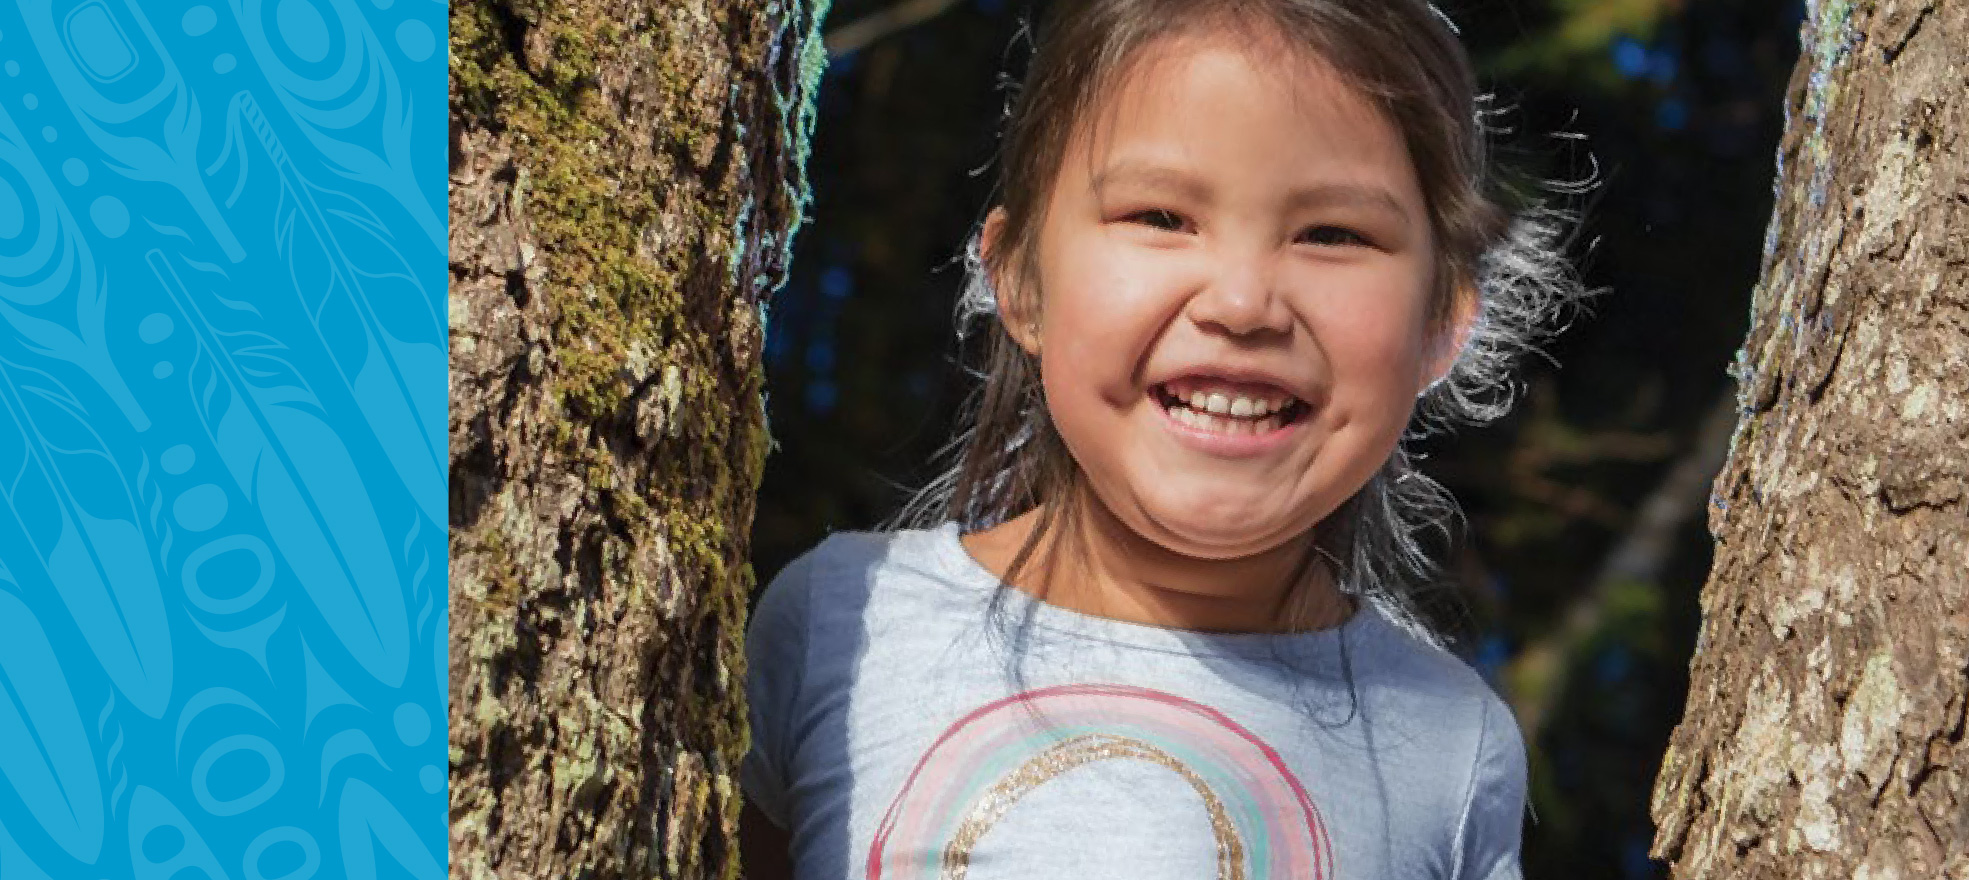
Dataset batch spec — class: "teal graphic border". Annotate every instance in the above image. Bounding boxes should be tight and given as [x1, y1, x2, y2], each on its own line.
[0, 1, 447, 878]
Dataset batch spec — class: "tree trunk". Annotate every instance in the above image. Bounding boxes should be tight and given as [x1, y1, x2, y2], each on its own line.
[1650, 1, 1969, 877]
[446, 1, 826, 877]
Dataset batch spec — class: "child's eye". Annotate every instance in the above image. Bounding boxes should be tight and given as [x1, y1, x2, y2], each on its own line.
[1298, 225, 1373, 248]
[1123, 208, 1190, 232]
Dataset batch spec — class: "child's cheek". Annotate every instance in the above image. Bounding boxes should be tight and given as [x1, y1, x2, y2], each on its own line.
[1048, 275, 1158, 403]
[1041, 334, 1123, 417]
[1316, 288, 1432, 385]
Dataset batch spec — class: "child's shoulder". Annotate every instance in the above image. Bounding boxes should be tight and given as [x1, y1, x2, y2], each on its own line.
[766, 524, 950, 588]
[754, 525, 957, 618]
[746, 525, 970, 687]
[774, 527, 891, 582]
[1354, 603, 1521, 732]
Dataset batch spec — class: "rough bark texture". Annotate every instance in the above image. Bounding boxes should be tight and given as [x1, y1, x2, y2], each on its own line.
[446, 1, 827, 878]
[1650, 0, 1969, 877]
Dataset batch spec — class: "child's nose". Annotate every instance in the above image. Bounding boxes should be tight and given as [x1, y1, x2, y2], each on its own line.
[1183, 257, 1292, 339]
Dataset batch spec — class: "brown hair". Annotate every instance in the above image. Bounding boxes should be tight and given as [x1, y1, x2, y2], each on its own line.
[894, 0, 1586, 643]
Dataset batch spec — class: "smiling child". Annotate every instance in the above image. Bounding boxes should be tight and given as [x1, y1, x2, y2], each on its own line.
[739, 0, 1586, 877]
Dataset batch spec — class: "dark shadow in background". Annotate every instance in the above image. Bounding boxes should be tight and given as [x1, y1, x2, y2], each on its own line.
[752, 0, 1801, 875]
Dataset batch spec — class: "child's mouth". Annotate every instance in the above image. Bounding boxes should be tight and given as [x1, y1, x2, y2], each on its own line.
[1150, 379, 1309, 436]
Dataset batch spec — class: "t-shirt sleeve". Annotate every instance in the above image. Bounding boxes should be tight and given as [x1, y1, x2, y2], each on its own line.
[738, 548, 817, 829]
[1452, 694, 1530, 880]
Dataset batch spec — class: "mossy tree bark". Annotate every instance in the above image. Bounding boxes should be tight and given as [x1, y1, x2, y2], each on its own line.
[447, 1, 827, 878]
[1650, 1, 1968, 877]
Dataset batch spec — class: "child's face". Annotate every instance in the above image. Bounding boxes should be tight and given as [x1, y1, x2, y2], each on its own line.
[990, 28, 1460, 562]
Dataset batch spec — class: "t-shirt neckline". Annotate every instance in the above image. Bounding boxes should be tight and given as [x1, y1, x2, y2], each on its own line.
[922, 520, 1383, 659]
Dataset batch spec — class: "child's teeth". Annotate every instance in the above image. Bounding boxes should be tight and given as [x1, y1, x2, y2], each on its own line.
[1166, 382, 1297, 431]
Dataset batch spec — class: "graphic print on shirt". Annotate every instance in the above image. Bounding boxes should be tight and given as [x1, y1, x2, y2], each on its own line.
[866, 683, 1333, 880]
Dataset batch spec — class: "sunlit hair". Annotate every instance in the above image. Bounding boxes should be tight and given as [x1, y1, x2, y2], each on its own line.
[889, 0, 1590, 646]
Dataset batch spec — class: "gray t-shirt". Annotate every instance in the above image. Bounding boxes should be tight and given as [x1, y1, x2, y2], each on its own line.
[741, 524, 1527, 880]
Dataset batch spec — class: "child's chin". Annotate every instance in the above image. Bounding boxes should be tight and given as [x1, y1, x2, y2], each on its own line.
[1138, 506, 1309, 558]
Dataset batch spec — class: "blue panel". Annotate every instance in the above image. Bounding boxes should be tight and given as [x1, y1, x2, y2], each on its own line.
[0, 0, 447, 878]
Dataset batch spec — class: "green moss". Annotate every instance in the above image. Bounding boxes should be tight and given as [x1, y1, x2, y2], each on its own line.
[452, 0, 825, 875]
[474, 525, 523, 612]
[454, 0, 704, 425]
[1795, 0, 1855, 167]
[1808, 0, 1855, 76]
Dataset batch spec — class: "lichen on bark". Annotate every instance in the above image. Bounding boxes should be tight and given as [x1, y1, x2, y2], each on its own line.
[447, 0, 828, 877]
[1649, 1, 1969, 878]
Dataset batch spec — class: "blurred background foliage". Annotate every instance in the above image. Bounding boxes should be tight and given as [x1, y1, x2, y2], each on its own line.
[750, 0, 1799, 874]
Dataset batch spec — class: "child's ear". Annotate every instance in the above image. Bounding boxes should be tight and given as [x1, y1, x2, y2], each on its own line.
[981, 207, 1041, 355]
[1420, 282, 1479, 395]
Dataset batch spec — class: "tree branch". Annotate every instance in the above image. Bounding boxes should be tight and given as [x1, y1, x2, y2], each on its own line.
[822, 0, 965, 57]
[1507, 392, 1737, 742]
